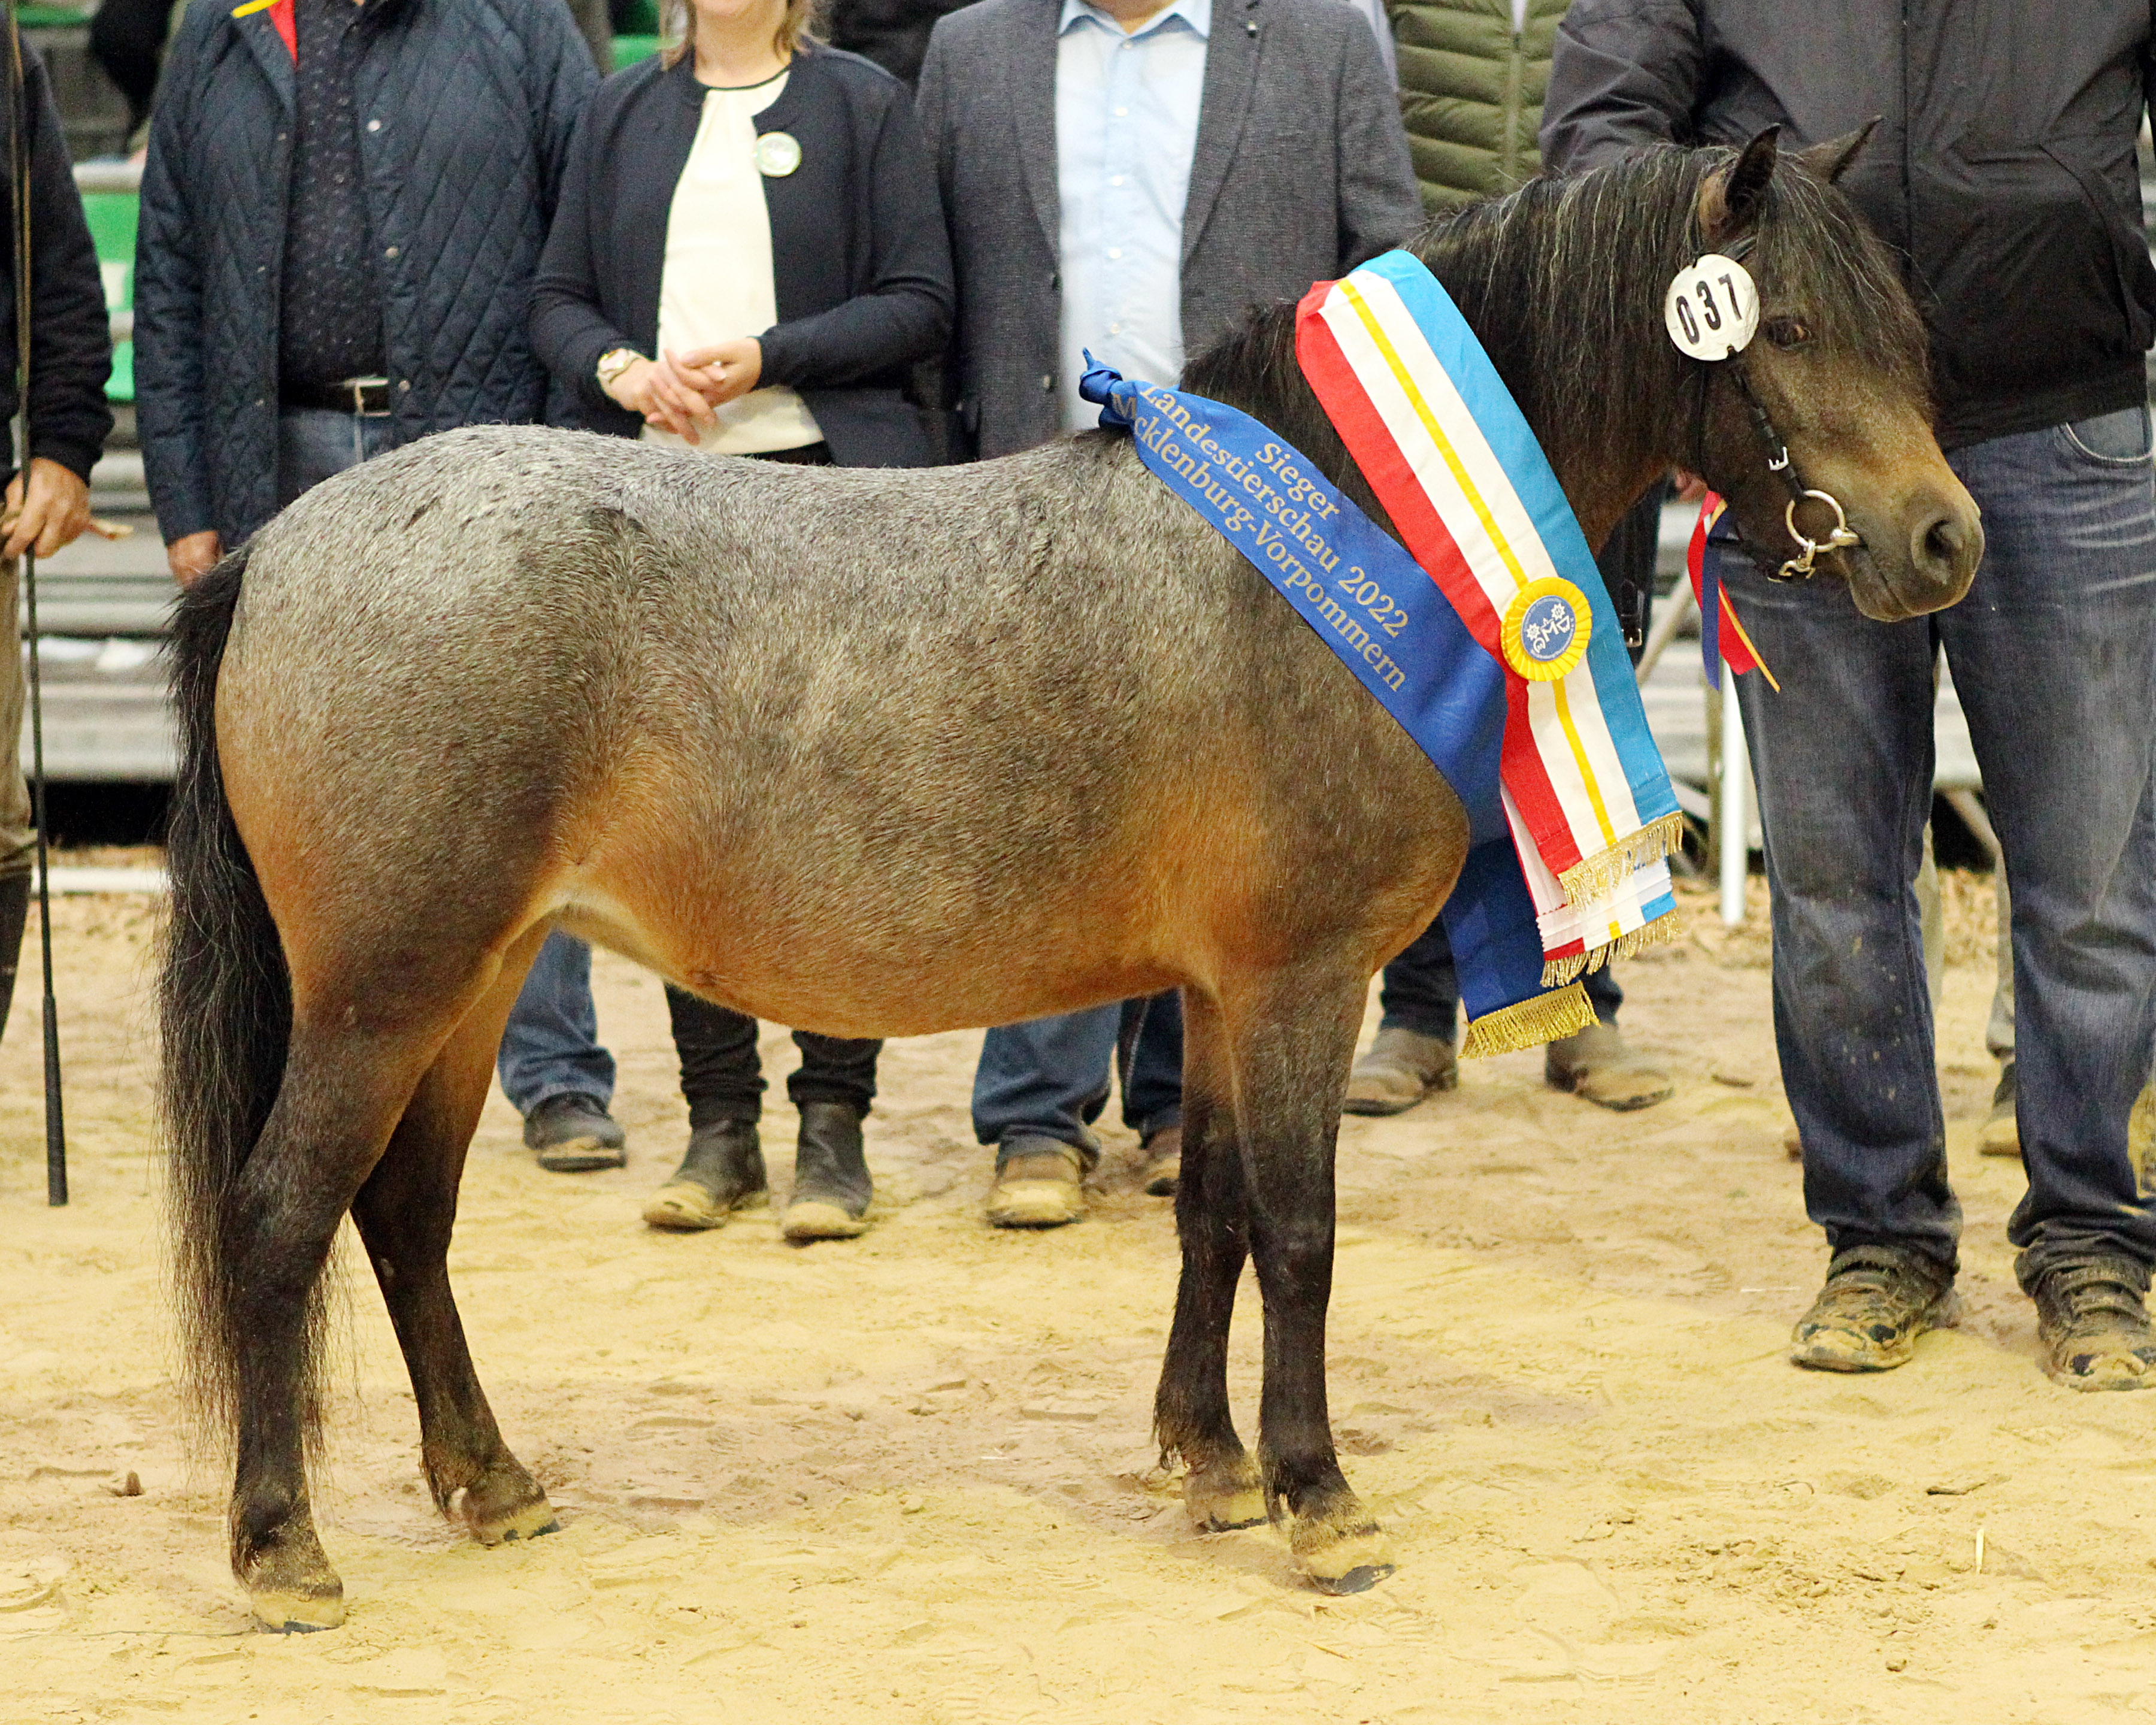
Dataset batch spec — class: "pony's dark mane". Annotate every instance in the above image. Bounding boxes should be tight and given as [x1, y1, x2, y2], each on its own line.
[1186, 142, 1928, 540]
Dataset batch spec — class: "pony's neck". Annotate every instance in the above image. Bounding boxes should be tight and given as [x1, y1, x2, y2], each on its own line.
[1416, 168, 1703, 549]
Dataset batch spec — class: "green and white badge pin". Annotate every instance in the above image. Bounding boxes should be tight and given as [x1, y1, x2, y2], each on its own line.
[755, 131, 802, 177]
[1664, 254, 1758, 361]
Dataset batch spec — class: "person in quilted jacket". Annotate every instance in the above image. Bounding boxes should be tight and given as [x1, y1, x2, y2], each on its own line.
[134, 0, 625, 1176]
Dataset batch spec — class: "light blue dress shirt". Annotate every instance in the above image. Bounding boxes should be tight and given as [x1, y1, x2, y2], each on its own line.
[1054, 0, 1211, 435]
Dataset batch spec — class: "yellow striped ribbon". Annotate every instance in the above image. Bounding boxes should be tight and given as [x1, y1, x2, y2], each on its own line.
[1334, 274, 1619, 851]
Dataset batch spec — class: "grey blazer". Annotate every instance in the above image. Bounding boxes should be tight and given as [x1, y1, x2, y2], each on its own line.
[916, 0, 1422, 458]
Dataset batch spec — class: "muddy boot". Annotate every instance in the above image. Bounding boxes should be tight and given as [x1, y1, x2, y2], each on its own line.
[1545, 1021, 1673, 1112]
[1790, 1245, 1960, 1372]
[522, 1092, 626, 1172]
[0, 871, 28, 1043]
[2022, 1255, 2156, 1391]
[986, 1136, 1086, 1228]
[783, 1102, 872, 1241]
[1975, 1061, 2019, 1157]
[1140, 1123, 1182, 1197]
[643, 1118, 768, 1231]
[1343, 1025, 1457, 1116]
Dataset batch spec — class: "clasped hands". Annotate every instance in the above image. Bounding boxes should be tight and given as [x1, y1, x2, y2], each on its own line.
[602, 340, 764, 443]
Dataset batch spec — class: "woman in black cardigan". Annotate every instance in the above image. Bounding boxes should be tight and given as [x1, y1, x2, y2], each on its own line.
[531, 0, 953, 1239]
[531, 0, 953, 466]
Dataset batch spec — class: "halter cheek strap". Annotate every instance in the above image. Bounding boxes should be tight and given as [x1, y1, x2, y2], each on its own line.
[1687, 234, 1862, 583]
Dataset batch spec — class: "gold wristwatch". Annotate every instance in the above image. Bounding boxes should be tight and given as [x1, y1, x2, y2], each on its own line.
[595, 347, 643, 388]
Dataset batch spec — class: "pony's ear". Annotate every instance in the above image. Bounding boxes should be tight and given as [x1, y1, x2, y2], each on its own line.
[1698, 125, 1781, 244]
[1798, 118, 1881, 184]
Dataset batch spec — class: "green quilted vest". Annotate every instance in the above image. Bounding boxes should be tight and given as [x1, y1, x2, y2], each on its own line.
[1386, 0, 1570, 213]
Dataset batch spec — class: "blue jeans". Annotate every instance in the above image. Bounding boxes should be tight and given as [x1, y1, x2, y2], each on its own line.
[496, 930, 617, 1115]
[1377, 915, 1624, 1042]
[1729, 406, 2156, 1277]
[275, 406, 394, 508]
[972, 992, 1183, 1164]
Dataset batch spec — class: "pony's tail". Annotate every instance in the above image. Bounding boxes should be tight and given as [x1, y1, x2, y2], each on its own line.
[159, 545, 312, 1461]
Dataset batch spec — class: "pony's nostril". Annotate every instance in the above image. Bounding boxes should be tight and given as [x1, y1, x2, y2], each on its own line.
[1916, 514, 1968, 576]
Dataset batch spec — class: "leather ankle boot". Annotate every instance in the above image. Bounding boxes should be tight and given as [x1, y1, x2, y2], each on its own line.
[642, 1118, 768, 1231]
[783, 1101, 871, 1241]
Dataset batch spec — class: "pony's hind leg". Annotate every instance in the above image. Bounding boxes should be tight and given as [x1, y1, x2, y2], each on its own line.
[224, 1025, 450, 1631]
[1229, 965, 1397, 1594]
[1153, 989, 1264, 1532]
[349, 926, 557, 1548]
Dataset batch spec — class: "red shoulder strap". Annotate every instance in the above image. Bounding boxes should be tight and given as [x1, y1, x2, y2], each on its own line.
[231, 0, 298, 60]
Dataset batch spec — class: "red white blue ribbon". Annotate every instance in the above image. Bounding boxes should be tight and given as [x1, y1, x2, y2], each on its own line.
[1296, 252, 1682, 980]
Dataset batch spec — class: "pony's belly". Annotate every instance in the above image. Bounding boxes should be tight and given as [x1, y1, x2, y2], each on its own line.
[551, 894, 1179, 1038]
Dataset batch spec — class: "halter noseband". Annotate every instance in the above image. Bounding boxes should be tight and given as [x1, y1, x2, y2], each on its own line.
[1689, 233, 1861, 582]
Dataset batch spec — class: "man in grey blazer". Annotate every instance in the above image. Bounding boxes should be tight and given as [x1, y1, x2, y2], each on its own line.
[917, 0, 1421, 1226]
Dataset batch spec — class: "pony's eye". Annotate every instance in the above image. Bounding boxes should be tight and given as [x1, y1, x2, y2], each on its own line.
[1764, 317, 1813, 349]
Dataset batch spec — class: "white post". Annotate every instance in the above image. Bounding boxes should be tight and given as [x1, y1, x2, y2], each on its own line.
[1719, 676, 1748, 927]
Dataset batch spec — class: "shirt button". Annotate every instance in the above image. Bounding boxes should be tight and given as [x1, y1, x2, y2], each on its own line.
[1109, 175, 1125, 187]
[1109, 322, 1122, 334]
[1040, 373, 1053, 391]
[384, 246, 399, 258]
[1114, 107, 1128, 117]
[366, 119, 381, 132]
[1107, 247, 1122, 259]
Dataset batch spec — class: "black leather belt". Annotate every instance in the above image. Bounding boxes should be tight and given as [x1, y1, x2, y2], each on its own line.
[281, 376, 392, 415]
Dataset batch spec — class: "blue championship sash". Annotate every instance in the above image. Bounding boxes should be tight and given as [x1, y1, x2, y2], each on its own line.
[1081, 359, 1598, 1054]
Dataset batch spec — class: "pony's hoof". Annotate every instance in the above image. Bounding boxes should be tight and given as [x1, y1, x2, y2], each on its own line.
[462, 1480, 559, 1547]
[1183, 1457, 1267, 1533]
[1294, 1526, 1397, 1595]
[249, 1584, 346, 1633]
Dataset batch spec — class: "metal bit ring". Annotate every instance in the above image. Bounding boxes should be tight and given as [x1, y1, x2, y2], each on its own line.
[1772, 488, 1863, 582]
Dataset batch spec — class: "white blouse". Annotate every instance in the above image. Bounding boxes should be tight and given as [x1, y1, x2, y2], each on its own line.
[643, 69, 823, 456]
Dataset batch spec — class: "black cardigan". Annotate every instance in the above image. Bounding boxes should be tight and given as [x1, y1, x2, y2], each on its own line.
[530, 44, 952, 467]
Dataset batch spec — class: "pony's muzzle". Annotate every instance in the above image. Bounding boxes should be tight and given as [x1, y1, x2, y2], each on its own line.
[1906, 489, 1984, 610]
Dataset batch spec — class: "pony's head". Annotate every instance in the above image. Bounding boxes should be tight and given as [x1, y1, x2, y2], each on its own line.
[1186, 131, 1980, 621]
[1669, 125, 1980, 619]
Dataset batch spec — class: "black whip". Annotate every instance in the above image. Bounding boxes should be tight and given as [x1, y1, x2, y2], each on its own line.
[6, 0, 66, 1205]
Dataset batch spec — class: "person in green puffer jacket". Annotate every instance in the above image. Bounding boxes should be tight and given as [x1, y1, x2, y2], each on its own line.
[1387, 0, 1568, 212]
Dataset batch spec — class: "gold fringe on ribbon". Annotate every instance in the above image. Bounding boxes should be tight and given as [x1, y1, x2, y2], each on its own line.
[1459, 980, 1597, 1061]
[1555, 811, 1689, 912]
[1538, 906, 1683, 989]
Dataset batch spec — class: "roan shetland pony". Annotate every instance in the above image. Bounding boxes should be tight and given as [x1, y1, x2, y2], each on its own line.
[161, 130, 1981, 1630]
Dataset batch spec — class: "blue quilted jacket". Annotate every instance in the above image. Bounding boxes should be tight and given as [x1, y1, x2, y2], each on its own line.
[135, 0, 596, 546]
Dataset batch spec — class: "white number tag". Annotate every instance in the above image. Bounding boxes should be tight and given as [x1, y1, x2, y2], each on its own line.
[1663, 254, 1759, 360]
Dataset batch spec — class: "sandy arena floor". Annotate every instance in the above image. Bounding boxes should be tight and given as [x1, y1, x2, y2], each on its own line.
[2, 873, 2153, 1724]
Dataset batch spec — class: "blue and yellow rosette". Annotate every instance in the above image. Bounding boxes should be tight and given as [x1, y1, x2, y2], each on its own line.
[1499, 576, 1591, 683]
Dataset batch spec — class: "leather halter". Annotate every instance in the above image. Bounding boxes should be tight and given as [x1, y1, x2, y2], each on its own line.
[1689, 234, 1862, 582]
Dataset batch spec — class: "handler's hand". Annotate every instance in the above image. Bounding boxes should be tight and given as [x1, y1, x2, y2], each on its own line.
[2, 457, 91, 560]
[669, 338, 762, 409]
[168, 529, 224, 586]
[602, 356, 713, 444]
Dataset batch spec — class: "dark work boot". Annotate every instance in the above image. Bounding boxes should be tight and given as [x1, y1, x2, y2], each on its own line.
[783, 1102, 872, 1242]
[522, 1092, 626, 1173]
[643, 1118, 768, 1232]
[0, 871, 29, 1042]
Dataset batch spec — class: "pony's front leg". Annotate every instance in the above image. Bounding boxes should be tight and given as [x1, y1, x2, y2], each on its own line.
[1153, 991, 1264, 1531]
[1230, 969, 1397, 1594]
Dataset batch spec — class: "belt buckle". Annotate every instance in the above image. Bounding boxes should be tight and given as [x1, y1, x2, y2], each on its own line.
[346, 374, 390, 417]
